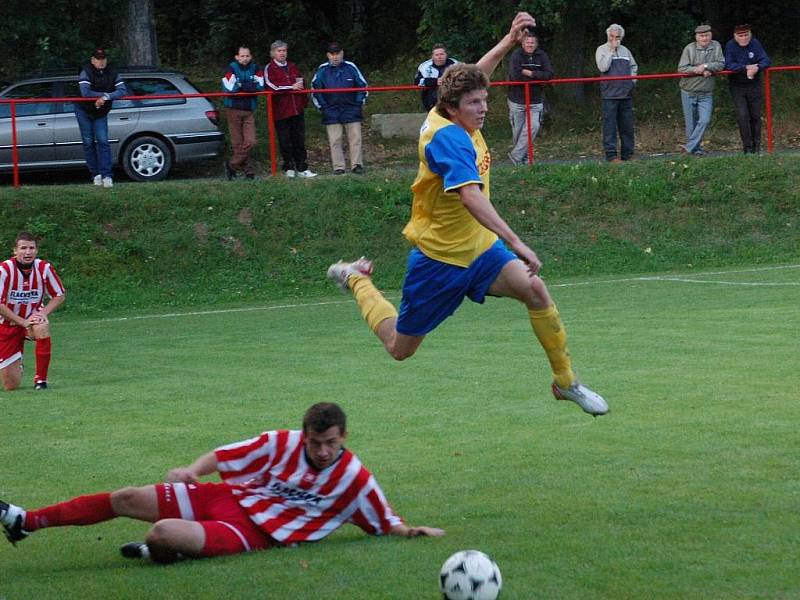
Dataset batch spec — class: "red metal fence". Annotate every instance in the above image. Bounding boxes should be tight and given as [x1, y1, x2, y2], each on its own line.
[2, 66, 799, 187]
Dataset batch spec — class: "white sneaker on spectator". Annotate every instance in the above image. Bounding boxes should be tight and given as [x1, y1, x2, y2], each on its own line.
[285, 169, 297, 178]
[297, 169, 317, 178]
[93, 175, 102, 186]
[102, 177, 113, 188]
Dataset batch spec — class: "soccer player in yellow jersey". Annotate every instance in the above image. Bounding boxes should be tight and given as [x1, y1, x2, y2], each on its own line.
[327, 12, 608, 416]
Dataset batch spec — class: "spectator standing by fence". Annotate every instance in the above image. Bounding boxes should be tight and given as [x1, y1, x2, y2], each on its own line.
[221, 46, 264, 180]
[677, 25, 725, 156]
[414, 44, 459, 112]
[506, 33, 553, 165]
[76, 47, 127, 188]
[311, 42, 368, 175]
[724, 25, 770, 154]
[596, 24, 637, 162]
[265, 40, 316, 179]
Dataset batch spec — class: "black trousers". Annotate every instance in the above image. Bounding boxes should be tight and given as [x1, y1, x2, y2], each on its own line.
[275, 113, 309, 171]
[729, 84, 763, 153]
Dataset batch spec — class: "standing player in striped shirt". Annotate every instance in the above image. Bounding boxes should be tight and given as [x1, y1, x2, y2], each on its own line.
[0, 232, 66, 391]
[1, 402, 444, 562]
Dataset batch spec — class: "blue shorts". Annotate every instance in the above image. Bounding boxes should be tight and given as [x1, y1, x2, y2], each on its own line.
[396, 240, 517, 336]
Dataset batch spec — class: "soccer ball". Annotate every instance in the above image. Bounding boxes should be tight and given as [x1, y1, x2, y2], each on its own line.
[439, 549, 503, 600]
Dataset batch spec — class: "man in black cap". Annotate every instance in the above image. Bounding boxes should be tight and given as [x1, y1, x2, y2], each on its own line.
[311, 42, 368, 175]
[724, 25, 770, 153]
[76, 48, 128, 187]
[677, 25, 724, 155]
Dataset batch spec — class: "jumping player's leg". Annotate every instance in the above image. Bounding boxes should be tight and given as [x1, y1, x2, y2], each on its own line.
[488, 259, 608, 415]
[328, 258, 426, 360]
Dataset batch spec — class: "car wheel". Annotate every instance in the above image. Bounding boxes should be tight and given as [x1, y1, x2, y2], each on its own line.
[122, 136, 172, 181]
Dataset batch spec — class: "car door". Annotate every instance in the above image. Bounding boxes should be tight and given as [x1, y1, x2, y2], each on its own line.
[53, 80, 139, 165]
[0, 82, 55, 168]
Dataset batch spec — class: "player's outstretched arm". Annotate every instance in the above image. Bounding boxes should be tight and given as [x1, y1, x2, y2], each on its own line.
[476, 12, 536, 77]
[166, 451, 218, 483]
[459, 184, 542, 275]
[390, 524, 446, 538]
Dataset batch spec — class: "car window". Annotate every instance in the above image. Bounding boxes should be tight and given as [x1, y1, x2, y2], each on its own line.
[60, 81, 83, 113]
[0, 83, 54, 118]
[115, 78, 186, 109]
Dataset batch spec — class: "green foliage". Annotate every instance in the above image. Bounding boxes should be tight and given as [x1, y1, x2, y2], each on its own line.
[1, 154, 798, 317]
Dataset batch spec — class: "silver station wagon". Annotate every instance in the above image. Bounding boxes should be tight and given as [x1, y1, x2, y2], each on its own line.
[0, 67, 223, 181]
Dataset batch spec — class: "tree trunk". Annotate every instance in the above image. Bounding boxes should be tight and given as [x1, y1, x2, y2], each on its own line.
[550, 0, 590, 104]
[124, 0, 159, 66]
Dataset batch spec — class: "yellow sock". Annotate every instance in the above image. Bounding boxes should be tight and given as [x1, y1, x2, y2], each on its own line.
[349, 275, 398, 333]
[528, 304, 575, 389]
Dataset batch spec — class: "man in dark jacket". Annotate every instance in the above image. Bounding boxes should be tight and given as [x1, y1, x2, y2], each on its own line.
[506, 33, 553, 165]
[221, 46, 264, 180]
[724, 24, 770, 154]
[414, 44, 459, 111]
[265, 40, 316, 178]
[76, 47, 128, 187]
[311, 42, 368, 175]
[595, 24, 638, 162]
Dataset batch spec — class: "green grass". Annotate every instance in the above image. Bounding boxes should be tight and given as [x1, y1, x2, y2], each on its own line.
[2, 264, 799, 599]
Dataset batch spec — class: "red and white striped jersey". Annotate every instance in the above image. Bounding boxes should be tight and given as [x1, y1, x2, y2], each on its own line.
[0, 258, 65, 326]
[215, 429, 404, 543]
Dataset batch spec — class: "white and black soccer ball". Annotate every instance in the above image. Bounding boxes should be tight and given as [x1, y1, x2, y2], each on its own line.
[439, 549, 503, 600]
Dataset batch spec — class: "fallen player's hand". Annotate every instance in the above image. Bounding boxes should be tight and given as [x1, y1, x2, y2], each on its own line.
[166, 467, 199, 483]
[407, 526, 446, 538]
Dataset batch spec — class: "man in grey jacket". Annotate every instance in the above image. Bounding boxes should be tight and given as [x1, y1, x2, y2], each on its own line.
[677, 25, 724, 155]
[595, 24, 637, 162]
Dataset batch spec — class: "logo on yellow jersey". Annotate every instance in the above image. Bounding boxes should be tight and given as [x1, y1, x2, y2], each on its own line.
[478, 149, 491, 176]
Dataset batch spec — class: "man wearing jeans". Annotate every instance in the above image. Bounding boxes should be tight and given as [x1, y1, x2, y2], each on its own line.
[596, 24, 637, 162]
[506, 33, 553, 165]
[76, 48, 127, 188]
[677, 25, 724, 155]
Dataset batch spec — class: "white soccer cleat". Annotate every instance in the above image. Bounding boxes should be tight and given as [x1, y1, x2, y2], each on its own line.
[552, 381, 609, 416]
[326, 257, 374, 291]
[297, 169, 317, 178]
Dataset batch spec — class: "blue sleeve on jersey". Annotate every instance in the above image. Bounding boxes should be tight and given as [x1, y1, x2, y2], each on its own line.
[424, 125, 482, 191]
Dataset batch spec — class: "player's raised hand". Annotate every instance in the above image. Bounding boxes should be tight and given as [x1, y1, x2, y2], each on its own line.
[510, 12, 536, 44]
[166, 467, 199, 483]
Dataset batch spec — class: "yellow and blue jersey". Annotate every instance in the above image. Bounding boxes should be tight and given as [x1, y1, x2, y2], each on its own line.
[402, 109, 497, 268]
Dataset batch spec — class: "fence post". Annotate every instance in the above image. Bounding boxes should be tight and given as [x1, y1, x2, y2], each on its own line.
[524, 82, 534, 165]
[10, 101, 20, 188]
[265, 92, 278, 176]
[764, 68, 773, 154]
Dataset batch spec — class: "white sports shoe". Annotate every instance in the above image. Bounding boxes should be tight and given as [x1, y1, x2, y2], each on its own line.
[285, 169, 297, 178]
[326, 257, 374, 291]
[297, 169, 317, 178]
[552, 381, 609, 416]
[0, 500, 29, 545]
[102, 177, 113, 188]
[93, 174, 102, 186]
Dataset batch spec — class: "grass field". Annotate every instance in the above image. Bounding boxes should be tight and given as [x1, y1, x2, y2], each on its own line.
[2, 262, 798, 599]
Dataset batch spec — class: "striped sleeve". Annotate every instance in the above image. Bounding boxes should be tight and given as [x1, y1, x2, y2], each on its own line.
[0, 262, 10, 305]
[348, 472, 403, 535]
[215, 430, 281, 484]
[40, 261, 65, 298]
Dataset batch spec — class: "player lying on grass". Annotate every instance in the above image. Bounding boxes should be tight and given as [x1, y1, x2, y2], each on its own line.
[327, 12, 608, 416]
[0, 231, 65, 391]
[1, 402, 444, 562]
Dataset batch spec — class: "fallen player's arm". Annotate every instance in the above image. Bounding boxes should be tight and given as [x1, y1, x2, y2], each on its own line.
[390, 524, 446, 538]
[166, 451, 218, 483]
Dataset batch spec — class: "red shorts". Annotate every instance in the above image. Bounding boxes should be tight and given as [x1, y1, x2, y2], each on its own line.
[0, 324, 26, 370]
[155, 482, 278, 556]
